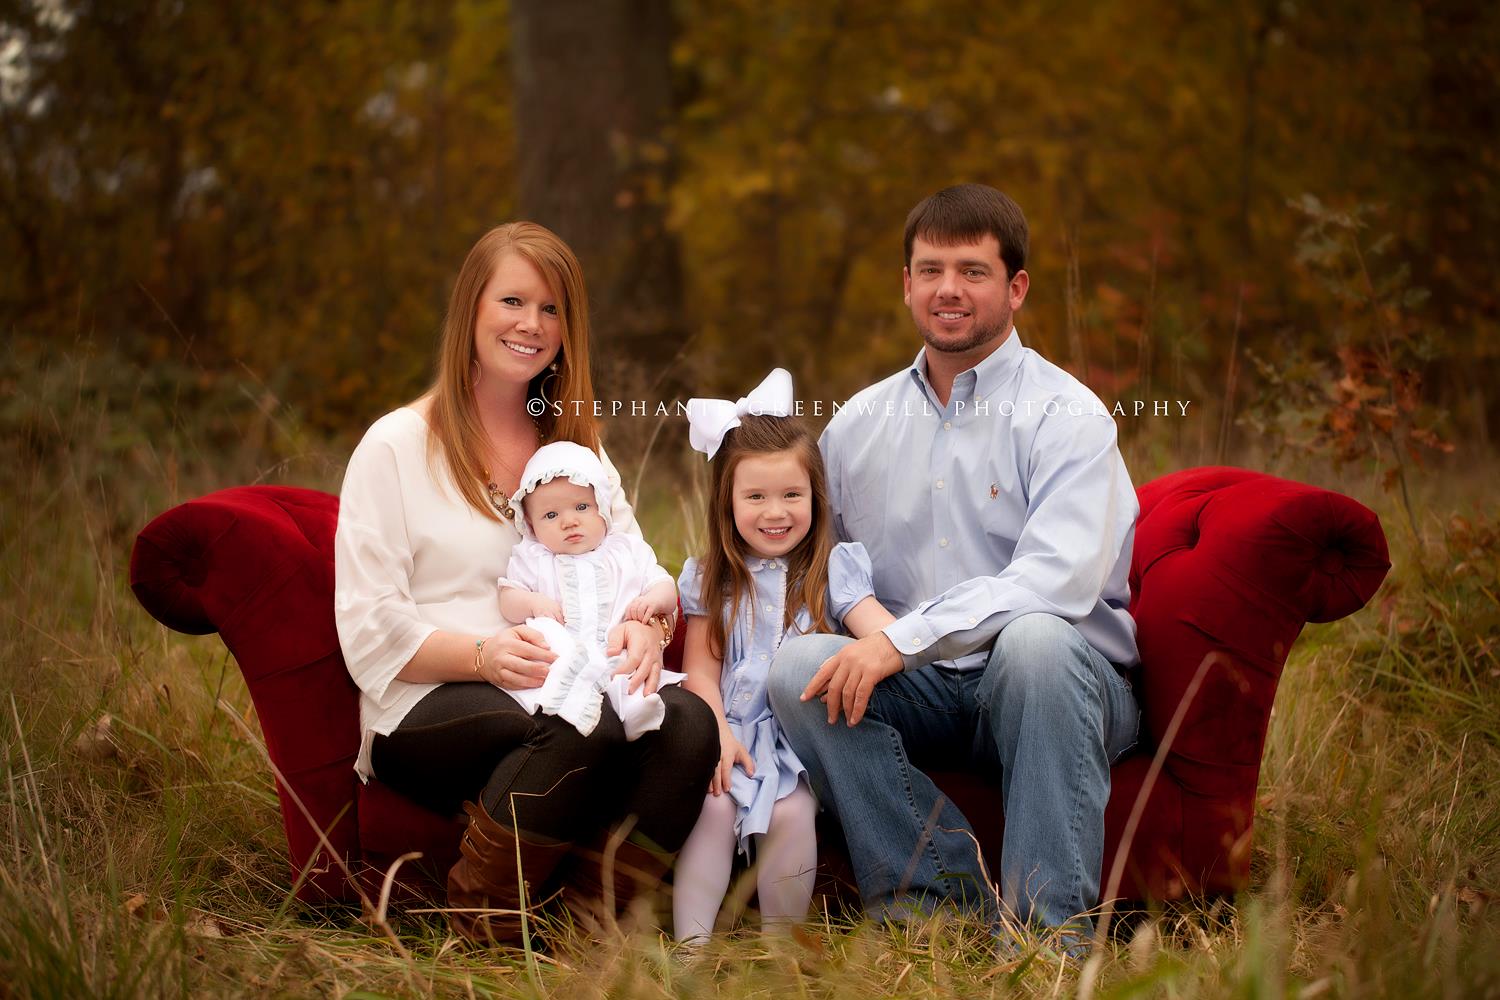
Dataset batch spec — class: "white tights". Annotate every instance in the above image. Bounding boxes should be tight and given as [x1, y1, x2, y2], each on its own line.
[672, 780, 817, 943]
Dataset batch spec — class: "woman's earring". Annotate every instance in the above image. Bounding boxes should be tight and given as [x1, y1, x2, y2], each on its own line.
[538, 360, 561, 407]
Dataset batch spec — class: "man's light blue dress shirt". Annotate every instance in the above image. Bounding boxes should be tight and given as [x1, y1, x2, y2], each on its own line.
[820, 329, 1140, 671]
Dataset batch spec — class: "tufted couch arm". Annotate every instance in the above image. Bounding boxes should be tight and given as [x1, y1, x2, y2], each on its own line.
[131, 487, 360, 900]
[1124, 467, 1389, 886]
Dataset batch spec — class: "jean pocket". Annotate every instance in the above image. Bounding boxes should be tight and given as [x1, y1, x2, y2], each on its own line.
[1105, 668, 1141, 765]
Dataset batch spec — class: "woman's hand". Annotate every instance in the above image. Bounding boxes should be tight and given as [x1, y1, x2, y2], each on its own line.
[477, 625, 557, 690]
[608, 620, 664, 696]
[711, 723, 753, 796]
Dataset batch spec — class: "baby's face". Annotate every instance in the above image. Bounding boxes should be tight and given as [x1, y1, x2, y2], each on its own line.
[524, 478, 608, 555]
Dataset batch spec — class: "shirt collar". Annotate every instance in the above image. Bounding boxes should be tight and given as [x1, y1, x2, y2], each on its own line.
[906, 327, 1025, 404]
[750, 557, 786, 573]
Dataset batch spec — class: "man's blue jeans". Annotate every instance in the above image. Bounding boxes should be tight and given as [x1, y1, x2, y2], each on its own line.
[767, 613, 1139, 932]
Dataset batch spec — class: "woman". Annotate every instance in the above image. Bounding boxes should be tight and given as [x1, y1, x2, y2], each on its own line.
[334, 222, 717, 945]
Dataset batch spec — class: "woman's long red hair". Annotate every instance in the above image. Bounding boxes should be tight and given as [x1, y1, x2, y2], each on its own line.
[425, 222, 600, 519]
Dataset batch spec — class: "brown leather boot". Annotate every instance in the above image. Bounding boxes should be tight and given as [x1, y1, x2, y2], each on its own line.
[446, 801, 571, 947]
[560, 827, 674, 933]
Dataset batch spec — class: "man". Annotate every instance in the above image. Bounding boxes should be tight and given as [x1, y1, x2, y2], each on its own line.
[767, 184, 1141, 940]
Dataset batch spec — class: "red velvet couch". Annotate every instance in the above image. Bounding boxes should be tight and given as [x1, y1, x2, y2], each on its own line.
[129, 466, 1389, 906]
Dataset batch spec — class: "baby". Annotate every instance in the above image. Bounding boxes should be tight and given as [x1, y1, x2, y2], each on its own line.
[498, 441, 684, 739]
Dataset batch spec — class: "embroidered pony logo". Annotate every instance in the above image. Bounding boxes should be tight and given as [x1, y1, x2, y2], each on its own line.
[989, 483, 1000, 499]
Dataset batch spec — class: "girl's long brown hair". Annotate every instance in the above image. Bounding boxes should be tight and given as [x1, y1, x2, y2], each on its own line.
[426, 222, 601, 520]
[698, 414, 835, 660]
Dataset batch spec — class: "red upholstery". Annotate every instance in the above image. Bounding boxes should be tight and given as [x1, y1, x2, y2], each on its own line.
[130, 466, 1388, 904]
[920, 466, 1390, 898]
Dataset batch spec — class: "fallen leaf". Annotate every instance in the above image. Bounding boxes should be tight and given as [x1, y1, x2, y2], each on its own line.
[791, 924, 824, 958]
[124, 892, 165, 921]
[185, 911, 226, 938]
[75, 715, 118, 761]
[1457, 886, 1490, 916]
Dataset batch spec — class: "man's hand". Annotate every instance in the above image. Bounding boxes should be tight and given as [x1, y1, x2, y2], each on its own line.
[800, 631, 904, 726]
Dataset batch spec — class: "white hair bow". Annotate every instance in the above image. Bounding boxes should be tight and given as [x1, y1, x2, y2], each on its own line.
[686, 368, 795, 460]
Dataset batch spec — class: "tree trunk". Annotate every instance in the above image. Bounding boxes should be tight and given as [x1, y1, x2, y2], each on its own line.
[509, 0, 685, 391]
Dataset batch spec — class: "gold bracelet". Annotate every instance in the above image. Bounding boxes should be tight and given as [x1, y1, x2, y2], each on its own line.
[474, 638, 486, 674]
[646, 612, 675, 649]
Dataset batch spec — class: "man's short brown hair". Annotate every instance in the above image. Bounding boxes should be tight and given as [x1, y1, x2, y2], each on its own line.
[903, 184, 1028, 280]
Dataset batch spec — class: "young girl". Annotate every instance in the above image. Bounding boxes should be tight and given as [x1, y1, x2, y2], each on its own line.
[673, 369, 897, 944]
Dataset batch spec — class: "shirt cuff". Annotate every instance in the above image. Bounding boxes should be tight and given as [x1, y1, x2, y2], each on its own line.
[881, 612, 940, 671]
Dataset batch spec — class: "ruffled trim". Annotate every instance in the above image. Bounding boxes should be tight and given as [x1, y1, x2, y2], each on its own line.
[510, 441, 615, 540]
[558, 558, 583, 633]
[555, 553, 618, 647]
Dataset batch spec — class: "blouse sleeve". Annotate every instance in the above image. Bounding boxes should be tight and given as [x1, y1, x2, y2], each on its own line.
[827, 541, 877, 626]
[677, 558, 707, 618]
[333, 428, 438, 709]
[620, 533, 674, 591]
[599, 446, 642, 539]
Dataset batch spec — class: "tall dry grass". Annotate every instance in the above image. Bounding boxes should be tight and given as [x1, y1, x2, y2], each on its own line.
[2, 343, 1497, 997]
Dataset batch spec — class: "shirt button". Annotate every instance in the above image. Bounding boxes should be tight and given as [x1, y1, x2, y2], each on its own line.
[943, 421, 952, 430]
[939, 538, 949, 548]
[935, 479, 945, 490]
[968, 617, 977, 625]
[760, 654, 768, 662]
[765, 604, 774, 613]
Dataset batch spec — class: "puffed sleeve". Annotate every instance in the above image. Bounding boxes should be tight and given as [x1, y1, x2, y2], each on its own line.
[677, 557, 707, 618]
[827, 541, 876, 626]
[496, 539, 546, 595]
[333, 428, 438, 709]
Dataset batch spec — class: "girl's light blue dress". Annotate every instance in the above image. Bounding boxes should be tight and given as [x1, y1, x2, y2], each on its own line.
[678, 542, 875, 853]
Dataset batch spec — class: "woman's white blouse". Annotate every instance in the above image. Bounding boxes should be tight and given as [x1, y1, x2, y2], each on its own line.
[333, 407, 641, 780]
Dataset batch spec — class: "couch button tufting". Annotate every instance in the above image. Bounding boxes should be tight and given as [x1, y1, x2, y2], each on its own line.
[1316, 549, 1345, 574]
[179, 547, 207, 587]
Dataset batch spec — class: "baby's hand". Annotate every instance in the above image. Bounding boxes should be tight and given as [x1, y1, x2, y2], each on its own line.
[529, 596, 565, 623]
[628, 594, 677, 623]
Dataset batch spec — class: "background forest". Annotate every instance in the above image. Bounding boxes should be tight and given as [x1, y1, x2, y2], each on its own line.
[2, 1, 1499, 997]
[4, 0, 1498, 444]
